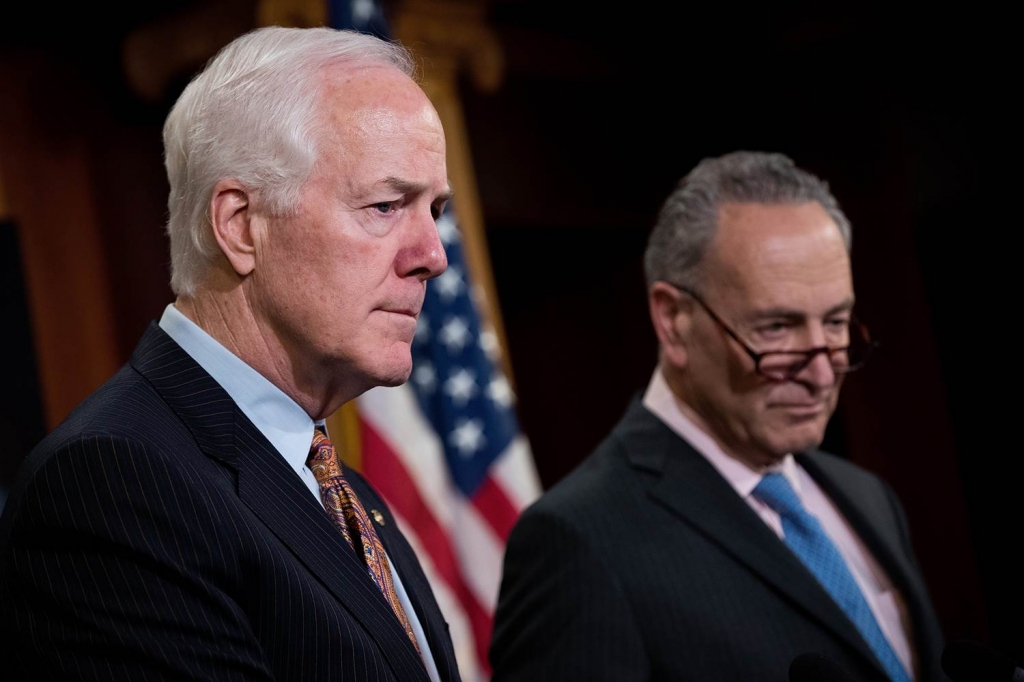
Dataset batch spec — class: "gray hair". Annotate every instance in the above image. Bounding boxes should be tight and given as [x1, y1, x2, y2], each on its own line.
[163, 26, 416, 296]
[643, 151, 852, 290]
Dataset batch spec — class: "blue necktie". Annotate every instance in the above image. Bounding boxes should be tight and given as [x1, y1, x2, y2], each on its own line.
[752, 472, 911, 682]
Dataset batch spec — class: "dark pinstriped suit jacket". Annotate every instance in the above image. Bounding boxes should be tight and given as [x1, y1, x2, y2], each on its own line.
[491, 398, 948, 682]
[0, 324, 462, 682]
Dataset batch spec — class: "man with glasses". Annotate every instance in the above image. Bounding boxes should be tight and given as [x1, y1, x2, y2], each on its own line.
[490, 151, 947, 681]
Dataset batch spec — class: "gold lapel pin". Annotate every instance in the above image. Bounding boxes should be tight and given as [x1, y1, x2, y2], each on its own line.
[370, 509, 385, 525]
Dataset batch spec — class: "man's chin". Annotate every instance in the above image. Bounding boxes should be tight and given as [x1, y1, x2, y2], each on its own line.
[372, 360, 414, 388]
[772, 430, 828, 457]
[377, 372, 411, 388]
[361, 344, 414, 387]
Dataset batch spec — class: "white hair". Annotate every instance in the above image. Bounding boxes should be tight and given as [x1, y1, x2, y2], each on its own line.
[163, 26, 415, 295]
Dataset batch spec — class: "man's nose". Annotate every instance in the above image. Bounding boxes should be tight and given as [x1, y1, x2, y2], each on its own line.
[796, 348, 839, 389]
[399, 209, 448, 280]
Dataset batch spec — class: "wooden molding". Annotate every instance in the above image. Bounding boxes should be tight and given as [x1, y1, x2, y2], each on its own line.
[122, 0, 258, 103]
[392, 0, 503, 93]
[256, 0, 326, 28]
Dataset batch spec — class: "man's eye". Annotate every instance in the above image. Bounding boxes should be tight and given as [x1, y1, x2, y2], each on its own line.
[374, 202, 395, 214]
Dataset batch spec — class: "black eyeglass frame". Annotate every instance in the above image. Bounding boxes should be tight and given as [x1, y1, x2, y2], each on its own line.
[668, 283, 878, 381]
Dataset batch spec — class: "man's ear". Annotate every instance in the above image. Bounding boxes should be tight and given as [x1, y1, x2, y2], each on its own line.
[209, 179, 256, 277]
[649, 281, 694, 369]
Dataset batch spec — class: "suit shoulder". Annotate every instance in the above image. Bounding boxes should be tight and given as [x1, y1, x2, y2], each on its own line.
[6, 365, 212, 520]
[37, 363, 174, 451]
[519, 427, 633, 527]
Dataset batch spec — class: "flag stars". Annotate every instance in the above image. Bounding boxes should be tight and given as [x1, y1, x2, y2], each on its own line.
[479, 328, 500, 359]
[439, 316, 472, 353]
[444, 368, 477, 406]
[433, 266, 464, 303]
[487, 374, 515, 408]
[449, 418, 486, 457]
[436, 213, 460, 246]
[413, 363, 437, 393]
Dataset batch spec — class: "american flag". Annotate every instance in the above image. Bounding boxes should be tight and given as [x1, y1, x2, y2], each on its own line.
[357, 207, 541, 679]
[329, 3, 542, 678]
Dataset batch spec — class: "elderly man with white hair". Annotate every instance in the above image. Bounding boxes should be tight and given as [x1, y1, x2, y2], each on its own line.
[0, 26, 460, 682]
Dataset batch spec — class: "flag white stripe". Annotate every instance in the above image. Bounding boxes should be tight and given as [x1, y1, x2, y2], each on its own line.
[360, 385, 510, 610]
[396, 511, 484, 682]
[358, 386, 454, 528]
[490, 436, 542, 510]
[448, 492, 505, 611]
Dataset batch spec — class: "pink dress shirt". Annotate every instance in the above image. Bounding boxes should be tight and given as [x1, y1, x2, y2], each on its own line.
[642, 368, 917, 678]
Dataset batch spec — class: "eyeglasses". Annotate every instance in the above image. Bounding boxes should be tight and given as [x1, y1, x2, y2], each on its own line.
[669, 284, 877, 381]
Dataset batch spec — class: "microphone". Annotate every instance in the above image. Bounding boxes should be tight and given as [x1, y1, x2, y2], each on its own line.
[941, 640, 1024, 681]
[790, 652, 859, 682]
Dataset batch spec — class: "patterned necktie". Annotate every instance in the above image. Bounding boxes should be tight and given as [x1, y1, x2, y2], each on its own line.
[307, 430, 422, 656]
[752, 472, 911, 682]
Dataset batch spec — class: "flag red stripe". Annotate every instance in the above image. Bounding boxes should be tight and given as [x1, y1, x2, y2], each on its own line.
[359, 416, 493, 674]
[469, 474, 520, 543]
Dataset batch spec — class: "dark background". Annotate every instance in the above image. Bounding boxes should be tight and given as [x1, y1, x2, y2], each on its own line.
[2, 0, 1019, 665]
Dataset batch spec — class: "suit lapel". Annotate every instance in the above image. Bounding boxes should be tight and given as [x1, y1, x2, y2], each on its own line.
[231, 434, 431, 682]
[617, 399, 884, 675]
[799, 454, 942, 679]
[131, 324, 430, 682]
[347, 471, 462, 682]
[798, 454, 922, 610]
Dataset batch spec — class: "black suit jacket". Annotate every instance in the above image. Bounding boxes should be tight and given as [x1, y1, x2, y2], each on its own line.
[0, 324, 461, 682]
[490, 398, 947, 682]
